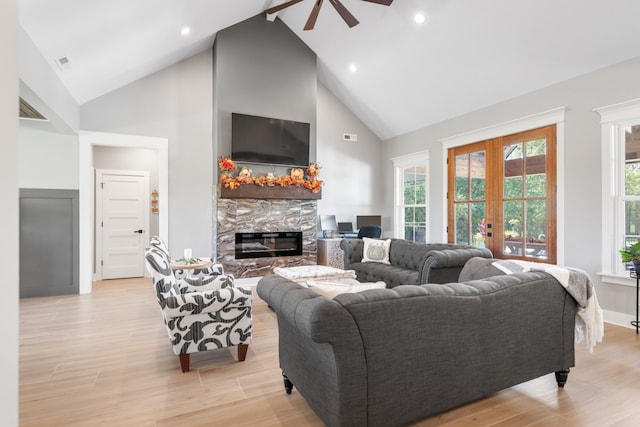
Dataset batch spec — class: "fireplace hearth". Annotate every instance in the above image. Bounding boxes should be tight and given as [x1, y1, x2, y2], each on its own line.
[235, 231, 303, 259]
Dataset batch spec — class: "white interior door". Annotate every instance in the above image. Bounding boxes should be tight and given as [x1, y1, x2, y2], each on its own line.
[98, 170, 149, 279]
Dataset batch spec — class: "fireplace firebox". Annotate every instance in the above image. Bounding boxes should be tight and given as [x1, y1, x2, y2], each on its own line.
[235, 231, 303, 259]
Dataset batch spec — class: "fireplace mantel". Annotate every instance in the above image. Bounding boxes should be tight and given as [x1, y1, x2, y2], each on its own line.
[219, 185, 321, 200]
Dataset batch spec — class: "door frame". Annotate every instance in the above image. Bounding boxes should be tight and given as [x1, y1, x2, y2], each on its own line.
[95, 169, 150, 280]
[440, 107, 566, 264]
[79, 132, 169, 294]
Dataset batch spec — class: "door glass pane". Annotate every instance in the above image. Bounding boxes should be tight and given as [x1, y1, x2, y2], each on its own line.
[504, 143, 523, 198]
[455, 154, 469, 201]
[470, 151, 486, 200]
[525, 200, 546, 259]
[525, 174, 546, 198]
[471, 202, 486, 247]
[525, 138, 547, 198]
[456, 203, 469, 244]
[504, 200, 523, 255]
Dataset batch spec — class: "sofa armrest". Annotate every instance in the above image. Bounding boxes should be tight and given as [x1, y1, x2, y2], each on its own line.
[419, 247, 493, 283]
[159, 286, 252, 319]
[340, 239, 364, 269]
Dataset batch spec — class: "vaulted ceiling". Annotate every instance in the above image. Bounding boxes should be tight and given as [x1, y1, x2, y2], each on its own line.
[18, 0, 640, 140]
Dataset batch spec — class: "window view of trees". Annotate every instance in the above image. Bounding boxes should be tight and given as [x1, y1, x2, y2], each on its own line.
[403, 166, 426, 242]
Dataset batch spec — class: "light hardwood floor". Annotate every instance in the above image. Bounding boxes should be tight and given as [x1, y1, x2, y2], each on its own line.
[20, 278, 640, 426]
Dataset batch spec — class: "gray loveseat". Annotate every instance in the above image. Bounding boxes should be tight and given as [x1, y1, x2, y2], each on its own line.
[257, 270, 577, 427]
[340, 238, 493, 287]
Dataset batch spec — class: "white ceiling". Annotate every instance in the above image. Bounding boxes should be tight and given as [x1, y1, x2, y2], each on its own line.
[18, 0, 640, 140]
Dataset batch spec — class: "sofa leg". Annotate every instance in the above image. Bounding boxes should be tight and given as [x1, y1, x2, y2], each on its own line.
[555, 368, 570, 387]
[237, 344, 249, 361]
[282, 371, 294, 394]
[179, 354, 190, 373]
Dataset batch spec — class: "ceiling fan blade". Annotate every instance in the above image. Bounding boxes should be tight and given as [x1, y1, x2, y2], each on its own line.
[361, 0, 393, 5]
[304, 0, 324, 31]
[265, 0, 305, 15]
[329, 0, 359, 28]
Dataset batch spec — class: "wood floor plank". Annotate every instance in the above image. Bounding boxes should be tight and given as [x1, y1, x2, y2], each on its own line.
[19, 278, 640, 426]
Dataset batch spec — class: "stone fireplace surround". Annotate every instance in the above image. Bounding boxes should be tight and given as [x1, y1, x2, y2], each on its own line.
[216, 195, 318, 278]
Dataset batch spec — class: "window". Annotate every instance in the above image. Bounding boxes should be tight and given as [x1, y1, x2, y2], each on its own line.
[393, 151, 429, 243]
[596, 98, 640, 281]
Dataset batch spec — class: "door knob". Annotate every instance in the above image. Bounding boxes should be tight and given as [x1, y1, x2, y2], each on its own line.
[134, 229, 143, 234]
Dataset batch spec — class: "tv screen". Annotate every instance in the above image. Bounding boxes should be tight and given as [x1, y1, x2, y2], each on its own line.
[232, 113, 310, 167]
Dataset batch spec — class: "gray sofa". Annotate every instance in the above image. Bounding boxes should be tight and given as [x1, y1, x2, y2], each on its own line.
[257, 270, 577, 427]
[340, 238, 493, 287]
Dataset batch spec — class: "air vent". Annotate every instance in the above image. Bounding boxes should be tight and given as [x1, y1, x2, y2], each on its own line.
[55, 56, 71, 71]
[19, 97, 47, 121]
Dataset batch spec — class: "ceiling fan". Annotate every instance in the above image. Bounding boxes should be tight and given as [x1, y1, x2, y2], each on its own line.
[265, 0, 394, 31]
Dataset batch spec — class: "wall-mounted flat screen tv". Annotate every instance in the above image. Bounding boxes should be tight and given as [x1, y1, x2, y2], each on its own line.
[232, 113, 310, 167]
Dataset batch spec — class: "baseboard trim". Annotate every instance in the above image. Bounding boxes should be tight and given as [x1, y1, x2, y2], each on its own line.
[603, 309, 637, 330]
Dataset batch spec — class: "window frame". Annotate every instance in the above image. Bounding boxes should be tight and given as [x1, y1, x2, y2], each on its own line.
[596, 98, 640, 286]
[392, 151, 429, 242]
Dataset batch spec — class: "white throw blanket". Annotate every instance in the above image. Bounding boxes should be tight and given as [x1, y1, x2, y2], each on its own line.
[273, 265, 357, 283]
[492, 260, 604, 353]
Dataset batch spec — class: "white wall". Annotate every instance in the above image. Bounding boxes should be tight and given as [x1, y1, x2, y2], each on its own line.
[383, 56, 640, 319]
[19, 27, 79, 134]
[81, 51, 213, 258]
[1, 0, 19, 424]
[316, 82, 385, 233]
[19, 120, 79, 189]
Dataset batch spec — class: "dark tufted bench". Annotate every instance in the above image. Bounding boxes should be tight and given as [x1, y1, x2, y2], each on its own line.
[340, 238, 493, 287]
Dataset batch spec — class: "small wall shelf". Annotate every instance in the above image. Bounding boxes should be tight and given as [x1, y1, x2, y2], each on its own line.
[219, 185, 321, 200]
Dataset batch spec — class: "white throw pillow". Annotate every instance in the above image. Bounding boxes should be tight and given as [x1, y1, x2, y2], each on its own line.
[307, 280, 386, 298]
[362, 237, 391, 264]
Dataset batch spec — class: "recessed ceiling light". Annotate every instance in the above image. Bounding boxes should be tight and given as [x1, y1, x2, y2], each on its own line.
[414, 13, 426, 24]
[349, 64, 357, 73]
[180, 27, 191, 36]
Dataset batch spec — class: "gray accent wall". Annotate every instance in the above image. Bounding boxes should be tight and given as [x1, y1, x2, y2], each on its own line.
[20, 189, 79, 297]
[213, 15, 317, 175]
[383, 56, 640, 318]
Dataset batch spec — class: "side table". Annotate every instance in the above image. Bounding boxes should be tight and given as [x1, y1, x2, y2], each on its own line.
[170, 259, 213, 278]
[632, 270, 639, 334]
[317, 238, 344, 269]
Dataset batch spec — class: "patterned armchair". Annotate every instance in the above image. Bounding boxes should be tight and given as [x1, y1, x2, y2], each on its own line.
[145, 237, 252, 372]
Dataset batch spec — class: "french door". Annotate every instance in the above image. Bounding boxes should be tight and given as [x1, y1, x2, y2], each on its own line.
[447, 125, 557, 263]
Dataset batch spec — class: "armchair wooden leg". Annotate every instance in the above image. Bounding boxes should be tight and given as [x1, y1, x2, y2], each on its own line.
[179, 354, 190, 373]
[237, 344, 249, 362]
